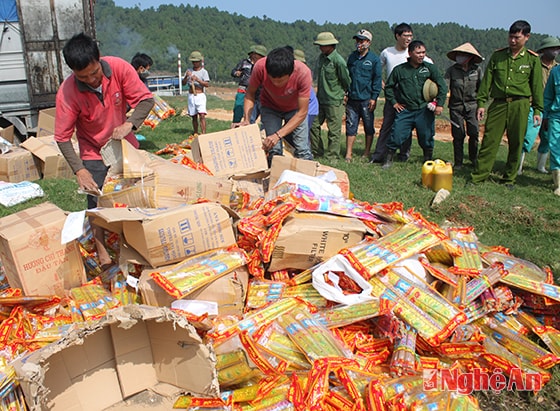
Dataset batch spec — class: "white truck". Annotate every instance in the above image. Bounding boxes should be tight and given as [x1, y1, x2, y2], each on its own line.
[0, 0, 95, 139]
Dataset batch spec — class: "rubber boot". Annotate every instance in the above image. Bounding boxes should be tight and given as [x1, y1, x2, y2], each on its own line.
[537, 152, 549, 174]
[423, 148, 433, 162]
[553, 169, 560, 196]
[382, 150, 395, 169]
[517, 152, 525, 176]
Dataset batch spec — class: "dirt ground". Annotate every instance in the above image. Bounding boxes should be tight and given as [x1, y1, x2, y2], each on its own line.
[206, 86, 455, 142]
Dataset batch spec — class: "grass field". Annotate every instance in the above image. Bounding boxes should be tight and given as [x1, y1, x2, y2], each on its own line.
[3, 91, 560, 410]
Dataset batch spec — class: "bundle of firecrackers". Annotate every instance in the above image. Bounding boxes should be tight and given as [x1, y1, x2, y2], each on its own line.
[2, 178, 560, 409]
[143, 94, 176, 129]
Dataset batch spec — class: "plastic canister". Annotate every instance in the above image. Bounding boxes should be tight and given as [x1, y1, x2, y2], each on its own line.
[432, 161, 453, 192]
[421, 160, 436, 188]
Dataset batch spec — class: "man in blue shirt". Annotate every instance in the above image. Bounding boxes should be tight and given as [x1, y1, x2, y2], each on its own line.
[345, 29, 382, 162]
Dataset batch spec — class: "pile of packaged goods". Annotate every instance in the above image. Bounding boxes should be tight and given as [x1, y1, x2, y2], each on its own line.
[0, 130, 558, 410]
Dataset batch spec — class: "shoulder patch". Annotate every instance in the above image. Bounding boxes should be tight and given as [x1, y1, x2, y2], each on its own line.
[527, 49, 539, 56]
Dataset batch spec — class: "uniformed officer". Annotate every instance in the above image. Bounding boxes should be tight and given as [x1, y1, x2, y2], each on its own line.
[470, 20, 543, 187]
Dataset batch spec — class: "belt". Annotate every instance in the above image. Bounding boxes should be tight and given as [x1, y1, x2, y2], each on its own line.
[494, 96, 528, 103]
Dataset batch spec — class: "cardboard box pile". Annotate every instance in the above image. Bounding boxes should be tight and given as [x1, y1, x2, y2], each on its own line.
[2, 125, 560, 410]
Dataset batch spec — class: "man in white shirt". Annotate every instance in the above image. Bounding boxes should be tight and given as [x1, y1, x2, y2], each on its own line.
[371, 23, 433, 163]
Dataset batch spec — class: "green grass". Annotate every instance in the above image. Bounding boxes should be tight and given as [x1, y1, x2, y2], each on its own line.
[3, 93, 560, 410]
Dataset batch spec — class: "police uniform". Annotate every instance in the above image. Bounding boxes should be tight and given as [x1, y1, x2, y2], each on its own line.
[471, 47, 543, 184]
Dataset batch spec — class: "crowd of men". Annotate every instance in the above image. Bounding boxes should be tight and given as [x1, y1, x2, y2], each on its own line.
[230, 20, 560, 194]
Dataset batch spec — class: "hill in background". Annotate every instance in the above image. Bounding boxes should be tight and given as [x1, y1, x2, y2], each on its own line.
[95, 0, 552, 81]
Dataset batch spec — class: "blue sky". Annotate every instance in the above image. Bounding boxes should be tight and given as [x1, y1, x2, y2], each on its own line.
[114, 0, 560, 37]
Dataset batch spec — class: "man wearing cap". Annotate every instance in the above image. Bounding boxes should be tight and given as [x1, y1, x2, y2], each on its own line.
[471, 20, 543, 188]
[241, 46, 313, 164]
[518, 36, 560, 175]
[310, 32, 351, 159]
[371, 23, 433, 164]
[182, 50, 210, 134]
[345, 29, 382, 162]
[383, 40, 447, 168]
[231, 45, 267, 125]
[445, 42, 484, 169]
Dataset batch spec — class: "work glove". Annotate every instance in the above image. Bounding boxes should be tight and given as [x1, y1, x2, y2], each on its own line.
[427, 101, 437, 112]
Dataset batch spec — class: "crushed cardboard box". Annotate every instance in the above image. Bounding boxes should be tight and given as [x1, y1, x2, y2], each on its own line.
[98, 141, 233, 208]
[0, 125, 14, 144]
[191, 124, 268, 177]
[21, 136, 74, 179]
[268, 212, 369, 271]
[0, 146, 40, 183]
[0, 202, 85, 296]
[139, 265, 249, 316]
[269, 156, 351, 198]
[87, 203, 236, 268]
[12, 305, 218, 411]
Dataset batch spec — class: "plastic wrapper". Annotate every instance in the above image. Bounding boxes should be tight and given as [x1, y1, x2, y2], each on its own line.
[390, 325, 417, 376]
[276, 306, 352, 362]
[516, 310, 560, 357]
[482, 250, 550, 283]
[478, 317, 560, 369]
[340, 221, 444, 280]
[150, 247, 247, 299]
[447, 227, 483, 275]
[313, 299, 390, 329]
[311, 254, 376, 305]
[0, 181, 44, 207]
[69, 278, 121, 321]
[462, 262, 507, 306]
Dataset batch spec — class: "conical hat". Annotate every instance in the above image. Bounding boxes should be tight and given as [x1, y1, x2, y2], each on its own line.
[446, 42, 483, 64]
[423, 79, 438, 102]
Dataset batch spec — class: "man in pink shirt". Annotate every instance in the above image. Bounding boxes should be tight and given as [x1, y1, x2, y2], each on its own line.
[242, 46, 313, 164]
[55, 32, 154, 268]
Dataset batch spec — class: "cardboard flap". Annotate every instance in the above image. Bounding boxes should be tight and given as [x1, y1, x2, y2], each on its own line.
[191, 124, 268, 177]
[13, 306, 218, 410]
[121, 139, 158, 178]
[269, 156, 350, 197]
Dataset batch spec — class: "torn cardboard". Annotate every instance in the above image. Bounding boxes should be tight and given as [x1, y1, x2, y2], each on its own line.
[0, 202, 85, 296]
[191, 124, 268, 177]
[87, 203, 236, 267]
[0, 146, 40, 182]
[268, 212, 368, 271]
[21, 137, 74, 179]
[269, 156, 351, 198]
[139, 265, 249, 316]
[12, 305, 218, 411]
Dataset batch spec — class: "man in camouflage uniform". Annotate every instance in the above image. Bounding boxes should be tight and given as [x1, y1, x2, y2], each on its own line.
[471, 20, 543, 187]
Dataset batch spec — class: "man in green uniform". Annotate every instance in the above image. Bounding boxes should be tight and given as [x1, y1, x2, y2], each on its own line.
[471, 20, 543, 187]
[383, 40, 447, 168]
[310, 32, 351, 159]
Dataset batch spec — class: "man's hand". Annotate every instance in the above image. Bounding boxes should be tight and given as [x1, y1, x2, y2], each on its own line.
[368, 99, 377, 112]
[393, 102, 405, 113]
[477, 108, 485, 122]
[262, 132, 281, 152]
[76, 168, 99, 193]
[533, 114, 542, 127]
[112, 122, 133, 140]
[434, 106, 443, 116]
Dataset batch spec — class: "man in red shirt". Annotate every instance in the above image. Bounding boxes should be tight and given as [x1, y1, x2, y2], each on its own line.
[55, 32, 154, 268]
[241, 46, 313, 164]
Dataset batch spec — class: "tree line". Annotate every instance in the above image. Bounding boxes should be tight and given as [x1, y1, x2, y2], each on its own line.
[95, 0, 552, 83]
